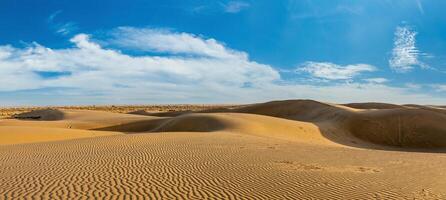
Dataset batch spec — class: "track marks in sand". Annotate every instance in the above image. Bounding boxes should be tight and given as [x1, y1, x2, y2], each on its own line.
[274, 160, 381, 173]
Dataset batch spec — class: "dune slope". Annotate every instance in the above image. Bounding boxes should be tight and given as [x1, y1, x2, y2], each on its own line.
[348, 108, 446, 148]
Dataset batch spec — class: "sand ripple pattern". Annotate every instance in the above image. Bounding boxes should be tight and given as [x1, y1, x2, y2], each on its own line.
[1, 133, 446, 199]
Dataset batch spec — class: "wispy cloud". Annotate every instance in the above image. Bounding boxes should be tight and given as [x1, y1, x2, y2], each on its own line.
[405, 83, 422, 90]
[47, 10, 62, 22]
[55, 22, 78, 35]
[47, 10, 78, 36]
[186, 1, 250, 15]
[297, 62, 376, 80]
[223, 1, 250, 13]
[416, 0, 424, 14]
[389, 25, 427, 72]
[364, 78, 388, 84]
[288, 1, 363, 20]
[431, 84, 446, 92]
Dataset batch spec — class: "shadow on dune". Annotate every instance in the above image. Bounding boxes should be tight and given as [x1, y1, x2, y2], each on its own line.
[114, 100, 446, 153]
[127, 110, 193, 117]
[93, 118, 169, 132]
[12, 109, 65, 121]
[93, 115, 226, 133]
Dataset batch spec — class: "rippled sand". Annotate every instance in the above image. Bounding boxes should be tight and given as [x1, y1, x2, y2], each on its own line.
[1, 100, 446, 199]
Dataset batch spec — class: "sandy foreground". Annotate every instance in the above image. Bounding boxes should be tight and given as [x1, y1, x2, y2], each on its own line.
[1, 100, 446, 199]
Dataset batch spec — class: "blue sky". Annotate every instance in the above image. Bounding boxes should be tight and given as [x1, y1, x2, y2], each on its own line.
[0, 0, 446, 105]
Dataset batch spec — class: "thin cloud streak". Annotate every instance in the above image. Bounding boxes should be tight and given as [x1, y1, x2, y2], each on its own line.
[416, 0, 424, 14]
[223, 1, 250, 13]
[297, 62, 376, 80]
[47, 10, 79, 36]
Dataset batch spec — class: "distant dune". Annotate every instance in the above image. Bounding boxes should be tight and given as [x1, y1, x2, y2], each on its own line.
[13, 108, 65, 121]
[1, 100, 446, 198]
[342, 102, 406, 109]
[4, 99, 446, 148]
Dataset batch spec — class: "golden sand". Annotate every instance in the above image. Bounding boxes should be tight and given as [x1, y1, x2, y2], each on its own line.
[0, 100, 445, 199]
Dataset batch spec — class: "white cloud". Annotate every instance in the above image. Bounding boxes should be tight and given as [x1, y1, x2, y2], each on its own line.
[223, 1, 250, 13]
[0, 30, 278, 100]
[364, 78, 388, 84]
[110, 27, 246, 59]
[55, 22, 78, 35]
[405, 83, 422, 90]
[297, 62, 376, 80]
[431, 84, 446, 92]
[389, 25, 426, 72]
[47, 10, 62, 23]
[0, 27, 445, 105]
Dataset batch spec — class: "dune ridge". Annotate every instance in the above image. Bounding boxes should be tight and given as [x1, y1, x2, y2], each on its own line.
[117, 100, 446, 149]
[5, 99, 446, 149]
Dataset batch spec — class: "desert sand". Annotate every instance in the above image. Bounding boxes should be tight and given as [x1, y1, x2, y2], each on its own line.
[1, 100, 446, 199]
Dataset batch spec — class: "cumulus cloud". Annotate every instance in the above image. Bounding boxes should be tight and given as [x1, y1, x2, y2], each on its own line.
[297, 62, 376, 80]
[223, 1, 250, 13]
[389, 25, 426, 72]
[110, 27, 246, 59]
[0, 30, 279, 102]
[0, 27, 445, 105]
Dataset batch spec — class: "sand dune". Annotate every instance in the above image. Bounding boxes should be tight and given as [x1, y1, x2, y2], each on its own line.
[13, 108, 65, 121]
[5, 100, 446, 149]
[1, 99, 446, 198]
[154, 113, 333, 145]
[0, 126, 119, 145]
[230, 100, 354, 122]
[1, 109, 156, 130]
[342, 102, 406, 110]
[348, 108, 446, 148]
[198, 100, 446, 149]
[94, 112, 333, 145]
